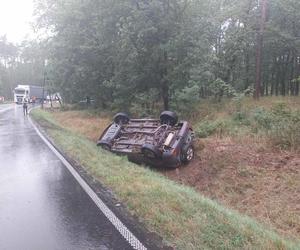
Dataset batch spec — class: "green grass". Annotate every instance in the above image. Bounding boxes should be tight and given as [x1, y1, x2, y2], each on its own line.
[31, 109, 300, 249]
[193, 98, 300, 150]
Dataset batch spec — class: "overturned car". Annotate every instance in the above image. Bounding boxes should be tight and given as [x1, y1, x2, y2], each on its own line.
[97, 111, 195, 168]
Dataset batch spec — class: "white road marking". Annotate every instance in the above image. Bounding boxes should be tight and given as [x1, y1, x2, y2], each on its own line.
[28, 110, 147, 250]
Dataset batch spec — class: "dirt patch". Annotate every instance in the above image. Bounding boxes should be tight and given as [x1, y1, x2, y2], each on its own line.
[163, 137, 300, 239]
[51, 110, 110, 141]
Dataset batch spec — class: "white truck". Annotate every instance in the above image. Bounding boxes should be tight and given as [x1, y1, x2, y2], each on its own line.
[14, 85, 45, 104]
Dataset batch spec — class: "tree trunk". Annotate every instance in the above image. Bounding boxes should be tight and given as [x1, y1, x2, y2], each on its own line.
[244, 0, 252, 90]
[275, 58, 280, 96]
[245, 51, 250, 89]
[161, 50, 169, 110]
[254, 0, 268, 99]
[296, 81, 299, 96]
[265, 74, 269, 96]
[281, 56, 286, 96]
[290, 55, 295, 96]
[162, 81, 169, 110]
[296, 70, 300, 96]
[270, 58, 277, 96]
[270, 66, 274, 96]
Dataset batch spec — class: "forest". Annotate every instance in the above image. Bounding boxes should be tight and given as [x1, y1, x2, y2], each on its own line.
[0, 0, 300, 112]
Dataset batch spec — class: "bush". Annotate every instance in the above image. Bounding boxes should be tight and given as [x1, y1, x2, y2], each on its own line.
[243, 86, 254, 97]
[232, 111, 250, 126]
[269, 109, 300, 150]
[210, 78, 237, 102]
[195, 119, 233, 138]
[172, 84, 201, 117]
[195, 102, 300, 150]
[253, 104, 300, 150]
[252, 107, 273, 130]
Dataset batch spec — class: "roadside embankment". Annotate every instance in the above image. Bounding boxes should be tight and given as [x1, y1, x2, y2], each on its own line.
[31, 108, 299, 250]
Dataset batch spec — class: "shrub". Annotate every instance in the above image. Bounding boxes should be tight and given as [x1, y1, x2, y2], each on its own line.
[195, 120, 217, 138]
[195, 101, 300, 150]
[269, 110, 300, 150]
[252, 107, 273, 130]
[195, 119, 233, 138]
[253, 104, 300, 150]
[232, 111, 250, 126]
[243, 86, 254, 97]
[210, 78, 237, 102]
[172, 84, 201, 117]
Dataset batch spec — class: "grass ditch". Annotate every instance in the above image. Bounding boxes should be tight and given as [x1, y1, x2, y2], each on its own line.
[31, 108, 299, 249]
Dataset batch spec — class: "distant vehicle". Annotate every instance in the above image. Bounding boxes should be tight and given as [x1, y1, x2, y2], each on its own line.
[14, 85, 45, 104]
[97, 111, 195, 168]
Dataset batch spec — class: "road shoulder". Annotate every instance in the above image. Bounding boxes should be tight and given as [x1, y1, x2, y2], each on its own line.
[29, 110, 168, 250]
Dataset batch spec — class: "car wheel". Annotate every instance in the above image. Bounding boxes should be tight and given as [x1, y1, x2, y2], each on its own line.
[142, 144, 161, 159]
[180, 145, 194, 164]
[113, 112, 130, 125]
[160, 111, 178, 126]
[98, 142, 111, 151]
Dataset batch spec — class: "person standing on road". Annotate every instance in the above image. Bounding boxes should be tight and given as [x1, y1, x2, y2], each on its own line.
[23, 97, 28, 115]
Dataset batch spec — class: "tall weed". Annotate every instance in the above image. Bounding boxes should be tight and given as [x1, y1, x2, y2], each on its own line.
[195, 119, 234, 138]
[194, 101, 300, 150]
[253, 103, 300, 150]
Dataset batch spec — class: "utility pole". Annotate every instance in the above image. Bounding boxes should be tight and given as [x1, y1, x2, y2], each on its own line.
[42, 59, 48, 109]
[42, 70, 46, 109]
[254, 0, 268, 99]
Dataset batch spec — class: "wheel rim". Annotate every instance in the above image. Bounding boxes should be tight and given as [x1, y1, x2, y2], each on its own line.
[144, 149, 156, 158]
[102, 145, 111, 151]
[186, 147, 194, 161]
[116, 118, 128, 124]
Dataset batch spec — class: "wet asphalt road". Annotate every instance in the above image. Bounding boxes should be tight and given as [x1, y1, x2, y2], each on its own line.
[0, 104, 133, 250]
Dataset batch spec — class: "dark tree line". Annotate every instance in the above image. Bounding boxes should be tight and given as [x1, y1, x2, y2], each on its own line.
[0, 36, 46, 98]
[0, 0, 299, 110]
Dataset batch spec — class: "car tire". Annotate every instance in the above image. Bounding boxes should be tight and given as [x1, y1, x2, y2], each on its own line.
[142, 144, 161, 159]
[160, 111, 178, 126]
[113, 112, 130, 125]
[98, 142, 112, 151]
[180, 145, 194, 164]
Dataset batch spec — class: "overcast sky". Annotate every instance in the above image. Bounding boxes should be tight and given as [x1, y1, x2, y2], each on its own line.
[0, 0, 34, 43]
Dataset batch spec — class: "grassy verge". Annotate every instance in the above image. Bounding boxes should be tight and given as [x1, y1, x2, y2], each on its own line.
[193, 97, 300, 150]
[31, 108, 300, 249]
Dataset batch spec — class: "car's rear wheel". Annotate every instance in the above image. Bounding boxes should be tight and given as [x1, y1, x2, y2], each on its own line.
[142, 144, 161, 159]
[113, 112, 130, 125]
[98, 142, 112, 151]
[180, 145, 194, 164]
[160, 111, 178, 126]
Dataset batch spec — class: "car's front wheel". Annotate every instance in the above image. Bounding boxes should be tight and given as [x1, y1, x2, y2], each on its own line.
[142, 144, 161, 159]
[180, 145, 194, 164]
[98, 142, 112, 151]
[113, 112, 130, 125]
[160, 111, 178, 126]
